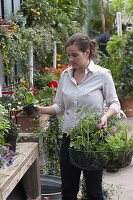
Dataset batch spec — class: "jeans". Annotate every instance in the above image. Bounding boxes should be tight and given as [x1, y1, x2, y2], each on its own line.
[60, 134, 104, 200]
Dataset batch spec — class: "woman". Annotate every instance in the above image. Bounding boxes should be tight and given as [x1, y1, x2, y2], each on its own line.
[36, 33, 120, 200]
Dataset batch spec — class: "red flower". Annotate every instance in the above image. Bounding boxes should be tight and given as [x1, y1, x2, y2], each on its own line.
[2, 91, 14, 95]
[48, 81, 58, 88]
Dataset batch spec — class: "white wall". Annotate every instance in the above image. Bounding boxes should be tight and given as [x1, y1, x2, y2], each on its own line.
[4, 0, 12, 17]
[14, 0, 21, 14]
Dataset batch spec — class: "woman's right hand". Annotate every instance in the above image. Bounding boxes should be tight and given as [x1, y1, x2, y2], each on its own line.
[34, 105, 43, 114]
[34, 105, 56, 115]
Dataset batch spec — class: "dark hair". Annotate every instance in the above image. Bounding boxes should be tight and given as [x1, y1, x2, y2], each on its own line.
[65, 33, 96, 59]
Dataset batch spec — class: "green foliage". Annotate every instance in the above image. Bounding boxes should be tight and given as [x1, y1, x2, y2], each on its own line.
[88, 0, 115, 35]
[44, 115, 63, 176]
[14, 87, 38, 107]
[104, 123, 133, 162]
[1, 0, 88, 78]
[20, 0, 51, 27]
[98, 32, 133, 98]
[0, 105, 10, 145]
[7, 119, 20, 137]
[35, 87, 53, 106]
[0, 27, 43, 76]
[111, 0, 133, 17]
[20, 0, 88, 65]
[34, 72, 58, 90]
[0, 145, 5, 167]
[68, 109, 101, 152]
[33, 26, 54, 66]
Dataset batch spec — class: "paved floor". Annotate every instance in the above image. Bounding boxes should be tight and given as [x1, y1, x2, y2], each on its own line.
[103, 117, 133, 200]
[103, 160, 133, 200]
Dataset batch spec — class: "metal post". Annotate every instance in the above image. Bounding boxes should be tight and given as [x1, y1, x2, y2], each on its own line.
[0, 53, 4, 97]
[116, 12, 122, 36]
[53, 41, 57, 69]
[29, 45, 34, 86]
[11, 0, 14, 14]
[1, 0, 4, 18]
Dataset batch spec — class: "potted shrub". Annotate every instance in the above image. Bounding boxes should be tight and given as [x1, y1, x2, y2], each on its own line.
[68, 109, 133, 171]
[98, 32, 133, 116]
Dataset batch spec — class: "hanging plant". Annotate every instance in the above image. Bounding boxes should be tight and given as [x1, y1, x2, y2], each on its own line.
[0, 26, 43, 76]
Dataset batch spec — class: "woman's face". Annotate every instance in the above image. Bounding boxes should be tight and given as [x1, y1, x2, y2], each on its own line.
[66, 44, 90, 70]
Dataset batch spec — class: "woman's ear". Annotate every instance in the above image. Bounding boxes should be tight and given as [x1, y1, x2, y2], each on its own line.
[86, 50, 90, 57]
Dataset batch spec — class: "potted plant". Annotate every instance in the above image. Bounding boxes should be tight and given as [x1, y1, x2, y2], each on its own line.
[68, 109, 133, 171]
[14, 88, 41, 133]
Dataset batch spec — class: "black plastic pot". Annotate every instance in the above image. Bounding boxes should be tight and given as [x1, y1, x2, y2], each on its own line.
[40, 174, 62, 200]
[4, 134, 17, 152]
[23, 103, 37, 115]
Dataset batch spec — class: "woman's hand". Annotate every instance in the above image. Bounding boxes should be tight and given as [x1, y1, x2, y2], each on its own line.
[99, 107, 117, 129]
[34, 105, 56, 115]
[99, 115, 108, 130]
[34, 105, 43, 114]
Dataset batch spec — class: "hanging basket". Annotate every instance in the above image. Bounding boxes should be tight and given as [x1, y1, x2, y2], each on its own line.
[69, 148, 104, 170]
[69, 148, 133, 171]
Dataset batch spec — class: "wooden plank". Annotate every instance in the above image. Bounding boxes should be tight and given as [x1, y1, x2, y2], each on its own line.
[0, 142, 41, 200]
[22, 147, 41, 199]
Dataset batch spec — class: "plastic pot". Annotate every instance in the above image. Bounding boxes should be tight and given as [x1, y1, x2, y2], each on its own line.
[40, 174, 62, 200]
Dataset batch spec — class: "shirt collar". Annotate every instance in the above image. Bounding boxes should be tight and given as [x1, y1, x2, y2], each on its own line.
[67, 59, 97, 77]
[87, 60, 97, 72]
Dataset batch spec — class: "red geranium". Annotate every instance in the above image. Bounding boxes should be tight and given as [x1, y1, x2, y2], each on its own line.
[48, 81, 58, 88]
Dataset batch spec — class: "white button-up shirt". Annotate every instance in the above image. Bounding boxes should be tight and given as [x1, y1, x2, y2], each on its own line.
[52, 60, 120, 133]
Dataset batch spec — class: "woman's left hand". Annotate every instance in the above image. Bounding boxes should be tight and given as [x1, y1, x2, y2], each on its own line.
[99, 115, 108, 129]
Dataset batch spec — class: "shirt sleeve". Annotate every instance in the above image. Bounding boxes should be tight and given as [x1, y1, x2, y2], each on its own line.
[103, 70, 121, 113]
[52, 73, 65, 114]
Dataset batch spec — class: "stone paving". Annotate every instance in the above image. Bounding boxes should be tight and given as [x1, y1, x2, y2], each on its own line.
[103, 160, 133, 200]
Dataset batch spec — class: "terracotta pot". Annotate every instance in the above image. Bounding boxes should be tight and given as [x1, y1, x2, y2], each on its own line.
[16, 111, 49, 133]
[120, 98, 133, 117]
[16, 111, 41, 133]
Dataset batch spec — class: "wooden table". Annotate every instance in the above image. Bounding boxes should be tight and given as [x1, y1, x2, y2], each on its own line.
[0, 142, 41, 200]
